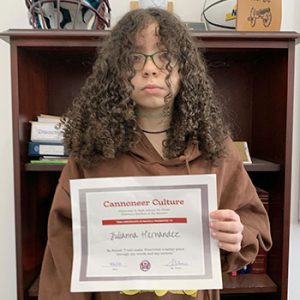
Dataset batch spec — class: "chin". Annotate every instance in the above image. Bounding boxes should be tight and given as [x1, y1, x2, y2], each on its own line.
[135, 98, 167, 109]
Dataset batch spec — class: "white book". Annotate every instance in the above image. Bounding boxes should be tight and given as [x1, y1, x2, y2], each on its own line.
[30, 121, 64, 143]
[37, 114, 62, 123]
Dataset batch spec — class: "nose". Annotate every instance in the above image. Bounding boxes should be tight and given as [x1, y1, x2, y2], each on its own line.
[142, 57, 159, 77]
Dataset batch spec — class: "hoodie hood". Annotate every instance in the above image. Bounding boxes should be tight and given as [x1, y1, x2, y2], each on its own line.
[129, 132, 202, 173]
[84, 132, 205, 179]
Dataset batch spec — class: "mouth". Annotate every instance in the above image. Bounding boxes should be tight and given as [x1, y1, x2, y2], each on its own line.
[142, 84, 162, 90]
[142, 85, 164, 94]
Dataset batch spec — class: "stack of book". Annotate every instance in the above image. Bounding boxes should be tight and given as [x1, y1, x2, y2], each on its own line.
[28, 114, 68, 165]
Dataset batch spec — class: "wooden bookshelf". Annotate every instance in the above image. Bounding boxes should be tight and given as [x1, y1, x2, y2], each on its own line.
[221, 273, 277, 294]
[28, 273, 277, 297]
[1, 30, 299, 300]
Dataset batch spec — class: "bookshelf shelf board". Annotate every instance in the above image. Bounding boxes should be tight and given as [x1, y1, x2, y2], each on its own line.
[221, 273, 277, 294]
[25, 158, 280, 172]
[25, 163, 66, 172]
[29, 273, 277, 297]
[28, 276, 39, 297]
[245, 158, 280, 172]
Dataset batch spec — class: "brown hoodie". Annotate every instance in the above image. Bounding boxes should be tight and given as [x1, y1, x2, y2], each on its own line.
[38, 135, 272, 300]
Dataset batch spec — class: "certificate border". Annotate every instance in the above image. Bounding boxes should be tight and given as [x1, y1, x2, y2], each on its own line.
[78, 184, 212, 282]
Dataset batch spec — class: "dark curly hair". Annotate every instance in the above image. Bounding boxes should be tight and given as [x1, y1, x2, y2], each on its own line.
[62, 8, 229, 168]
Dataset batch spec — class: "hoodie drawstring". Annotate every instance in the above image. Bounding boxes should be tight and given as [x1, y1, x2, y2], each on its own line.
[185, 158, 192, 174]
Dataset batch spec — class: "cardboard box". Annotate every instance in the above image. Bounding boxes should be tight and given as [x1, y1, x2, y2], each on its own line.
[236, 0, 281, 31]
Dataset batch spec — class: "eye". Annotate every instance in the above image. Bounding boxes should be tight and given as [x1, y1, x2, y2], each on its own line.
[157, 52, 169, 62]
[156, 52, 177, 68]
[131, 53, 144, 63]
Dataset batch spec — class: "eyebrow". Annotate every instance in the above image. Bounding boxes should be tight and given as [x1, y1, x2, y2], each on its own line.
[134, 43, 166, 53]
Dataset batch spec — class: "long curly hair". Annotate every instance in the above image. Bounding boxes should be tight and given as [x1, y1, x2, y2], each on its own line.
[62, 8, 229, 168]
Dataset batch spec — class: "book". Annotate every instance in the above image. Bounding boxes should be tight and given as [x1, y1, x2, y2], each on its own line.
[28, 142, 67, 157]
[41, 156, 68, 160]
[251, 247, 268, 274]
[234, 141, 252, 164]
[37, 114, 61, 123]
[30, 121, 64, 143]
[250, 187, 269, 274]
[30, 159, 68, 165]
[30, 155, 68, 164]
[256, 186, 269, 211]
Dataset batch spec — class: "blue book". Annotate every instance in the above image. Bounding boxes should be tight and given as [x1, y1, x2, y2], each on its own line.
[28, 142, 67, 157]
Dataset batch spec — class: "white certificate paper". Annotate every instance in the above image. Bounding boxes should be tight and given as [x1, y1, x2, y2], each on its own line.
[70, 175, 222, 291]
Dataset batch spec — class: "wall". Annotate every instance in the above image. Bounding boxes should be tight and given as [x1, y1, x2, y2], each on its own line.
[288, 0, 300, 298]
[0, 1, 299, 299]
[0, 3, 29, 300]
[110, 0, 206, 25]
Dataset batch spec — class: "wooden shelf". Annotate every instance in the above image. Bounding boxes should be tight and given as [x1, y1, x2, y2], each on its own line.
[221, 273, 277, 294]
[28, 276, 39, 298]
[24, 158, 280, 172]
[29, 273, 277, 297]
[245, 158, 280, 172]
[25, 163, 66, 172]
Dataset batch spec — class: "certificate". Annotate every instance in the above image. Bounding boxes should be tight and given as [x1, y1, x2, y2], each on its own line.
[70, 175, 222, 291]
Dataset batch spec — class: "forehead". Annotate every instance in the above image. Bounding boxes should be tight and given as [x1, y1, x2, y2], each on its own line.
[134, 22, 161, 51]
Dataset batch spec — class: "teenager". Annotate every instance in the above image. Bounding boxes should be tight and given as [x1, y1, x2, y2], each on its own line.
[38, 8, 272, 300]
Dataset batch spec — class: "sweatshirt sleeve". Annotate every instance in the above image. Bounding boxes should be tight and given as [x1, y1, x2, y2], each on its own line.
[217, 138, 272, 273]
[38, 158, 92, 300]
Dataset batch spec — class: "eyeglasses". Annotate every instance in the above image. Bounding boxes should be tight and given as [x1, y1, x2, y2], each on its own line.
[131, 51, 177, 71]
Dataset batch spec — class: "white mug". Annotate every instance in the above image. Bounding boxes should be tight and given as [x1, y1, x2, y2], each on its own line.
[139, 0, 168, 10]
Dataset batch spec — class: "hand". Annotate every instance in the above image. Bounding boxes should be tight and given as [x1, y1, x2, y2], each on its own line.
[209, 209, 244, 252]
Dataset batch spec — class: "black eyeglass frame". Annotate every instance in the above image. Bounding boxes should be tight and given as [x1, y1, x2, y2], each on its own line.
[131, 51, 177, 71]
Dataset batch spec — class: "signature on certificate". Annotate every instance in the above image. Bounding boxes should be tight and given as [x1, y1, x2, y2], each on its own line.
[164, 258, 188, 267]
[102, 262, 127, 269]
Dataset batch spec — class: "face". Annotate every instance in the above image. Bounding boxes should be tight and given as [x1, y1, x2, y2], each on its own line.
[130, 23, 180, 115]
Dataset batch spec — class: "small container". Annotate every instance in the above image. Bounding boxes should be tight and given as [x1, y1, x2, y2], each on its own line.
[139, 0, 168, 10]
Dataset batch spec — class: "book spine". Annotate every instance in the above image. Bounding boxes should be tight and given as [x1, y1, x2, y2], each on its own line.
[251, 248, 268, 274]
[250, 187, 269, 274]
[28, 142, 66, 157]
[30, 122, 64, 143]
